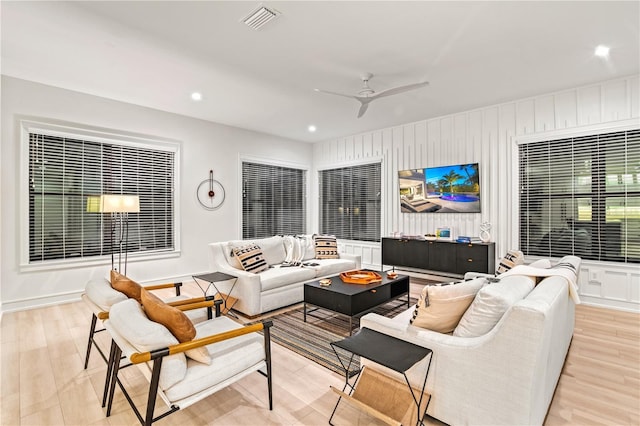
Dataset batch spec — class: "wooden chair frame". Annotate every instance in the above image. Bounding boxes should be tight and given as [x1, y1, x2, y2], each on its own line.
[106, 319, 273, 426]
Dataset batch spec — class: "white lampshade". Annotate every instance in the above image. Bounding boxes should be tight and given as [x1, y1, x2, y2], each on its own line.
[100, 194, 140, 213]
[86, 195, 102, 213]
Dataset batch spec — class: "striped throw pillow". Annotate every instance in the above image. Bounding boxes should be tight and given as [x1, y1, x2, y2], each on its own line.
[496, 249, 524, 274]
[232, 244, 269, 273]
[314, 234, 339, 259]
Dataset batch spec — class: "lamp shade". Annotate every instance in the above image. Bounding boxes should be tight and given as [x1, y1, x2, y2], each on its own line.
[86, 195, 102, 212]
[100, 195, 140, 213]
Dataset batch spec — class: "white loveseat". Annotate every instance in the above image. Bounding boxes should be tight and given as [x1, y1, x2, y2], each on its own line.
[207, 235, 361, 317]
[360, 258, 580, 426]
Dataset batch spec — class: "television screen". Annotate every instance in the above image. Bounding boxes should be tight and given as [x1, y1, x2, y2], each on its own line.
[398, 163, 480, 213]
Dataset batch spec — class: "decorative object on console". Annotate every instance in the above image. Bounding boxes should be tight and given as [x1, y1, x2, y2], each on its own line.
[424, 234, 437, 241]
[436, 227, 452, 240]
[479, 221, 492, 242]
[314, 234, 339, 259]
[456, 236, 471, 243]
[196, 169, 225, 211]
[340, 270, 383, 284]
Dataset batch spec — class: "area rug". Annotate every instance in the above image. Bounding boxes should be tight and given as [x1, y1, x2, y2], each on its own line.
[263, 297, 416, 376]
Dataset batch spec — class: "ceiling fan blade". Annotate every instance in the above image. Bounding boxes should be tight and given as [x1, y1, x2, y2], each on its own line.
[370, 81, 429, 100]
[357, 101, 370, 118]
[314, 88, 355, 99]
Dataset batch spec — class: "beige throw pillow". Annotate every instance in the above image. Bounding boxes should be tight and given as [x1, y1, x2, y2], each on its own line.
[410, 278, 486, 333]
[232, 244, 269, 273]
[314, 234, 339, 259]
[496, 249, 524, 274]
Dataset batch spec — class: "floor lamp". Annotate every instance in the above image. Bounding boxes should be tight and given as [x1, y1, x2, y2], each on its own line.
[89, 194, 140, 275]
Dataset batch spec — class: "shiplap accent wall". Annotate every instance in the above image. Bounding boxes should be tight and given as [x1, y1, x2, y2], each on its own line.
[312, 74, 640, 312]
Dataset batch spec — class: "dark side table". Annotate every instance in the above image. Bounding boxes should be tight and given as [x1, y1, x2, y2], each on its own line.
[192, 271, 238, 317]
[329, 327, 433, 426]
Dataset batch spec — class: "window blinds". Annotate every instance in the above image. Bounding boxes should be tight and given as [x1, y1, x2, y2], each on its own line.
[29, 133, 175, 262]
[519, 128, 639, 263]
[319, 162, 381, 242]
[241, 162, 306, 239]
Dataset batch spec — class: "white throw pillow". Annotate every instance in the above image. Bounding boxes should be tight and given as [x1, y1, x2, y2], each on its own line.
[109, 299, 187, 390]
[454, 275, 535, 337]
[85, 278, 127, 311]
[528, 258, 552, 269]
[253, 236, 286, 265]
[410, 278, 486, 333]
[283, 235, 304, 266]
[298, 235, 316, 261]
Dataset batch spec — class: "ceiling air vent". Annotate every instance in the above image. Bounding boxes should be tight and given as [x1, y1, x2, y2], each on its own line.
[241, 5, 280, 30]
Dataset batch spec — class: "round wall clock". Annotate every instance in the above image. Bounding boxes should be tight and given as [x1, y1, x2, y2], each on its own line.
[196, 170, 225, 211]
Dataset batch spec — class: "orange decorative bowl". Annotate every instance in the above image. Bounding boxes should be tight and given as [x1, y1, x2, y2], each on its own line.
[340, 270, 383, 284]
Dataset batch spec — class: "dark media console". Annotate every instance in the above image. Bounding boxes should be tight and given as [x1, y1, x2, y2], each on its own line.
[382, 237, 495, 277]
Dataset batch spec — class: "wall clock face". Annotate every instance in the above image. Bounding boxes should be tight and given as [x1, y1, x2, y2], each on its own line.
[196, 171, 225, 210]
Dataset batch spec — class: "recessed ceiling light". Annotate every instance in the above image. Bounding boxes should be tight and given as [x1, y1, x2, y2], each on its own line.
[308, 125, 317, 133]
[595, 45, 610, 58]
[191, 92, 203, 101]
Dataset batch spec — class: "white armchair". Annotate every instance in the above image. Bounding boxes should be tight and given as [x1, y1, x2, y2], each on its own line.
[82, 275, 190, 369]
[104, 298, 273, 425]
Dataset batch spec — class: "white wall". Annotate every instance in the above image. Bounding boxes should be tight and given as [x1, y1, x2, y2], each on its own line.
[0, 76, 312, 312]
[3, 75, 638, 313]
[312, 74, 640, 312]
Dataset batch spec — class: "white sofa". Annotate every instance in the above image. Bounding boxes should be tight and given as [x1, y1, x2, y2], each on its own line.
[207, 235, 361, 317]
[360, 259, 580, 426]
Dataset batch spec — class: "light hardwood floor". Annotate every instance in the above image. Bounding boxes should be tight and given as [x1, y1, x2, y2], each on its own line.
[1, 281, 638, 425]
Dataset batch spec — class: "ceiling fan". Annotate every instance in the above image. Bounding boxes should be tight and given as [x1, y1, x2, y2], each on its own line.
[314, 73, 429, 118]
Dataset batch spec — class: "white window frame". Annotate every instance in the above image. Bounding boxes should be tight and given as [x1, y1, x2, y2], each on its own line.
[317, 157, 383, 243]
[238, 155, 310, 238]
[19, 118, 182, 271]
[513, 118, 640, 264]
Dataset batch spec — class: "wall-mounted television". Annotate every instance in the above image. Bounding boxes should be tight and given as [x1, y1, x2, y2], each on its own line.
[398, 163, 480, 213]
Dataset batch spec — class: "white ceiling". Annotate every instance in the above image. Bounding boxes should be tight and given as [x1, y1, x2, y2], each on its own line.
[2, 1, 639, 143]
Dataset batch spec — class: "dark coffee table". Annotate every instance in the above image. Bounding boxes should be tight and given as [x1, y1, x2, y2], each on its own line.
[303, 270, 409, 335]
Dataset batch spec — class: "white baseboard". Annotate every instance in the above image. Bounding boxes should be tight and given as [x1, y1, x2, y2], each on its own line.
[579, 295, 640, 314]
[1, 290, 83, 313]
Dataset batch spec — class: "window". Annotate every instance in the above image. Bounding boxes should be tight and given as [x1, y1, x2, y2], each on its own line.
[27, 123, 176, 264]
[519, 128, 640, 263]
[319, 162, 381, 242]
[242, 161, 306, 239]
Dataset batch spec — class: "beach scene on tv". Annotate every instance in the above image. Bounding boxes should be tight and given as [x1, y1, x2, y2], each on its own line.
[399, 163, 480, 213]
